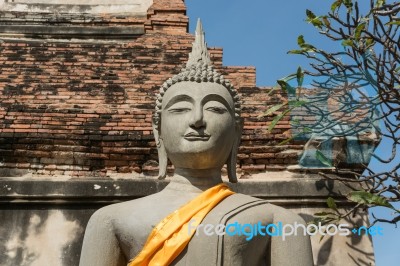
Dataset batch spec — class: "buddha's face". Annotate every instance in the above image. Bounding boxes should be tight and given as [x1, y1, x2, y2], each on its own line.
[160, 81, 236, 170]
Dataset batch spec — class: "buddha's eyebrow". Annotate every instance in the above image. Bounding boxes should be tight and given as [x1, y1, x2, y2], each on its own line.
[202, 94, 233, 112]
[164, 94, 193, 109]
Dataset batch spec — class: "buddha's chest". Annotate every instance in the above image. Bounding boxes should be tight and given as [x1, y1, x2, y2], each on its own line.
[172, 200, 272, 266]
[174, 224, 270, 266]
[118, 194, 273, 265]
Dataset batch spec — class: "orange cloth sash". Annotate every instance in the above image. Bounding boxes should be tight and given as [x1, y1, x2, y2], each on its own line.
[128, 183, 234, 266]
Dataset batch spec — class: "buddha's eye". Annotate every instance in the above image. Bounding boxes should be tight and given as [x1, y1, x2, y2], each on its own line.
[167, 101, 192, 113]
[168, 107, 191, 113]
[205, 106, 228, 114]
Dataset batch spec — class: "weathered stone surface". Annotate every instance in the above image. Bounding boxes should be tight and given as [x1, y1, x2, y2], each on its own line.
[0, 0, 153, 14]
[0, 25, 145, 37]
[0, 207, 87, 266]
[0, 175, 351, 201]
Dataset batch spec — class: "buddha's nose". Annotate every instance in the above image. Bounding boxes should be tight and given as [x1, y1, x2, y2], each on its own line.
[189, 106, 206, 129]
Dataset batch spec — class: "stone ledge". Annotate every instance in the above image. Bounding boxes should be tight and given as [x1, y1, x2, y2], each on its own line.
[0, 177, 352, 205]
[0, 24, 145, 38]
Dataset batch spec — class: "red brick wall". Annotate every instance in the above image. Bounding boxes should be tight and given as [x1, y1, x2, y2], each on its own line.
[0, 0, 300, 177]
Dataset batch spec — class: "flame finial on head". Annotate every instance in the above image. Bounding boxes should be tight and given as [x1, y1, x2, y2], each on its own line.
[186, 19, 212, 67]
[153, 18, 241, 130]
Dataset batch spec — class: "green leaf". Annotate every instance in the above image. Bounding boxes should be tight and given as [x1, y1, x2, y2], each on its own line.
[306, 9, 317, 20]
[311, 216, 336, 226]
[268, 109, 290, 131]
[343, 0, 353, 10]
[308, 224, 317, 233]
[303, 45, 317, 52]
[365, 37, 375, 48]
[278, 126, 312, 145]
[342, 39, 353, 47]
[301, 45, 316, 52]
[327, 197, 338, 211]
[297, 35, 305, 46]
[331, 0, 342, 12]
[316, 150, 333, 167]
[296, 66, 304, 87]
[306, 10, 323, 29]
[280, 73, 297, 83]
[296, 35, 317, 52]
[386, 20, 400, 26]
[318, 217, 336, 225]
[348, 191, 395, 209]
[322, 16, 331, 27]
[259, 103, 287, 118]
[288, 100, 308, 107]
[376, 0, 386, 8]
[314, 211, 337, 216]
[278, 136, 295, 145]
[288, 49, 305, 55]
[311, 18, 324, 29]
[277, 80, 288, 91]
[354, 23, 366, 40]
[277, 79, 296, 94]
[277, 74, 297, 94]
[291, 119, 300, 125]
[266, 86, 280, 96]
[395, 66, 400, 73]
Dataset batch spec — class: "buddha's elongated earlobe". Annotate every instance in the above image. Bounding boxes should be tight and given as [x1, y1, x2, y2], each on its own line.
[227, 120, 243, 183]
[152, 123, 168, 179]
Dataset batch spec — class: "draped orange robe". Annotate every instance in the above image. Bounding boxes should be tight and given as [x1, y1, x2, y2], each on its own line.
[128, 183, 234, 266]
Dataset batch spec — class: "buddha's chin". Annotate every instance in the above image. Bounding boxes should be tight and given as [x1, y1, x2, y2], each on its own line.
[167, 150, 228, 170]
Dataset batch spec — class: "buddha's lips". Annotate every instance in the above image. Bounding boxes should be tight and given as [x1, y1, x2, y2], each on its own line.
[184, 132, 210, 141]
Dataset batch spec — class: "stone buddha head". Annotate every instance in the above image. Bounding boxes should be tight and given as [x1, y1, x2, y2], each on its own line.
[152, 20, 243, 183]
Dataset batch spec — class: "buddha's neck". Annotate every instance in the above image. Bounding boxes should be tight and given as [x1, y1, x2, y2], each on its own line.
[166, 167, 223, 193]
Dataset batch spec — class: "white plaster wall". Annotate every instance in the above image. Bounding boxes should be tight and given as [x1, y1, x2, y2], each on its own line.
[7, 0, 150, 5]
[0, 0, 153, 13]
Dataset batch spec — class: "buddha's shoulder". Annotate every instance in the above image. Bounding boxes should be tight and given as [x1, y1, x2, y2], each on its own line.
[88, 192, 164, 221]
[225, 193, 306, 224]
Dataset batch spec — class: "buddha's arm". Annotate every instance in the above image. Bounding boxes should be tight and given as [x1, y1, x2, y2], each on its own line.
[79, 209, 126, 266]
[269, 209, 314, 266]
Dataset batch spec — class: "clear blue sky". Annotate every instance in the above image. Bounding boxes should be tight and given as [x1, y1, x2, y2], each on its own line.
[186, 0, 400, 265]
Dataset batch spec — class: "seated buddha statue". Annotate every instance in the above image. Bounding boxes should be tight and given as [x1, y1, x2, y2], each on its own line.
[79, 20, 313, 266]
